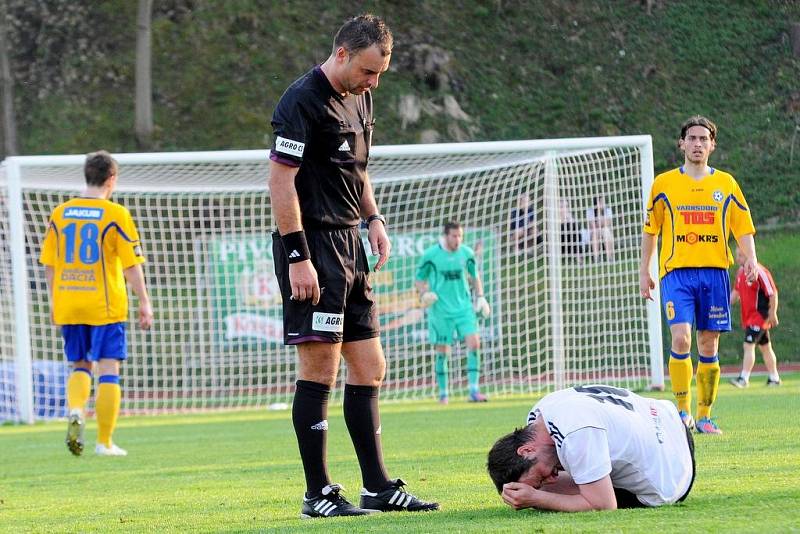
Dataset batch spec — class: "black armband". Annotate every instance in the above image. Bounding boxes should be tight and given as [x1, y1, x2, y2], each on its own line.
[281, 231, 311, 263]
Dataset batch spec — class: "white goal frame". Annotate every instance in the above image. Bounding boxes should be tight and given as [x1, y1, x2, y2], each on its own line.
[2, 136, 662, 423]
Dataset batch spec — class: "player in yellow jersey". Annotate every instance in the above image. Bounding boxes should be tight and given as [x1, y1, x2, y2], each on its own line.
[40, 151, 153, 456]
[639, 116, 758, 435]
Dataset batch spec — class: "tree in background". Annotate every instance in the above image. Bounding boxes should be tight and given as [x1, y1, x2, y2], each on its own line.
[0, 1, 18, 156]
[135, 0, 153, 150]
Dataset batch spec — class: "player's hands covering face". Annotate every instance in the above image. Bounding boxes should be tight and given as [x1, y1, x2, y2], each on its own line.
[501, 482, 538, 510]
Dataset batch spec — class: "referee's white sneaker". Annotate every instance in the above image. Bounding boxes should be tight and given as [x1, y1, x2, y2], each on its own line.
[95, 443, 128, 456]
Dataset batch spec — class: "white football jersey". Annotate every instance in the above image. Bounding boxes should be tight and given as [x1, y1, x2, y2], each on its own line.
[526, 385, 693, 506]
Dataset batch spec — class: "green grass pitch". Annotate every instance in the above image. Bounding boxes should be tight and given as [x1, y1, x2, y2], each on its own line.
[2, 373, 799, 533]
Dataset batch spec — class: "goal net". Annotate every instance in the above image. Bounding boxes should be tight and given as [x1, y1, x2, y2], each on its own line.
[0, 137, 662, 422]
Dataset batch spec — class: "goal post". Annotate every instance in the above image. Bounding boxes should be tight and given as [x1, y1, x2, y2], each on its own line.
[0, 136, 662, 422]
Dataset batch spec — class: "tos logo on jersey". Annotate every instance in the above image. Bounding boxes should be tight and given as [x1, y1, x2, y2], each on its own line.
[679, 211, 715, 224]
[677, 204, 717, 225]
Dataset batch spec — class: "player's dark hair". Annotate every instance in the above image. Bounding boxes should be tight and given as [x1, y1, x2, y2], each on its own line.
[486, 425, 536, 494]
[84, 150, 118, 187]
[679, 115, 717, 142]
[333, 14, 393, 56]
[443, 221, 462, 234]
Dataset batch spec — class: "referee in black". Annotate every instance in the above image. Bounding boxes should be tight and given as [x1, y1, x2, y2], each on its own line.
[269, 14, 439, 519]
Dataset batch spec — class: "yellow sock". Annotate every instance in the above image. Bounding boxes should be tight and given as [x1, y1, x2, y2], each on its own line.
[66, 369, 92, 411]
[96, 376, 121, 447]
[696, 356, 720, 420]
[668, 351, 693, 414]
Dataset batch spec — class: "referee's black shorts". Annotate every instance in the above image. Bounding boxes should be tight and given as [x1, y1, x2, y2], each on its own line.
[272, 227, 379, 345]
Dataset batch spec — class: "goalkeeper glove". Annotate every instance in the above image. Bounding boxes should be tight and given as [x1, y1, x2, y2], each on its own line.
[474, 296, 491, 318]
[420, 291, 439, 307]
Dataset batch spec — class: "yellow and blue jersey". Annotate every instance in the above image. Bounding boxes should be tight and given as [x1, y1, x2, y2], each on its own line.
[644, 167, 755, 278]
[39, 198, 145, 325]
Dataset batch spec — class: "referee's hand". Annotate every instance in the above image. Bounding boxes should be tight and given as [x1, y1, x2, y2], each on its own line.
[368, 219, 391, 271]
[289, 260, 321, 305]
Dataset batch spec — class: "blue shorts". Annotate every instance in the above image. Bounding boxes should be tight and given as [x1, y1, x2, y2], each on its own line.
[61, 323, 128, 362]
[660, 268, 731, 332]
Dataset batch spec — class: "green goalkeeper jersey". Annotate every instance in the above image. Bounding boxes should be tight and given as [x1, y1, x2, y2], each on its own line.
[416, 243, 477, 317]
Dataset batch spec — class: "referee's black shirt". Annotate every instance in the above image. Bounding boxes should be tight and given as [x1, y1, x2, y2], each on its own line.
[270, 66, 374, 230]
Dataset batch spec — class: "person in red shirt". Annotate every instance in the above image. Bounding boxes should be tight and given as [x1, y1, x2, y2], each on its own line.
[729, 247, 781, 387]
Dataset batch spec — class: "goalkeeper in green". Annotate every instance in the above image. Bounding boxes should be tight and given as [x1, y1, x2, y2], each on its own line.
[415, 221, 490, 403]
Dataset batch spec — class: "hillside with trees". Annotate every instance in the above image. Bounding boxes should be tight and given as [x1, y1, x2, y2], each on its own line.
[1, 0, 799, 221]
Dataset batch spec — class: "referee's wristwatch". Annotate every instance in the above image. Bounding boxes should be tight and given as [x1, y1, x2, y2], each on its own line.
[366, 214, 386, 226]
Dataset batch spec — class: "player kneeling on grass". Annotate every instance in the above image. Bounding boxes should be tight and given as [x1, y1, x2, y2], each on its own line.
[40, 150, 153, 457]
[415, 221, 491, 404]
[487, 385, 695, 511]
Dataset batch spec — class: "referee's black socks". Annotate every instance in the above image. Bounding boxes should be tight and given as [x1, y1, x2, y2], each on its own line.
[293, 380, 332, 496]
[343, 384, 391, 492]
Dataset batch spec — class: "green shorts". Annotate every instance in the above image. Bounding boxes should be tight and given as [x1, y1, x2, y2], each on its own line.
[428, 309, 478, 345]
